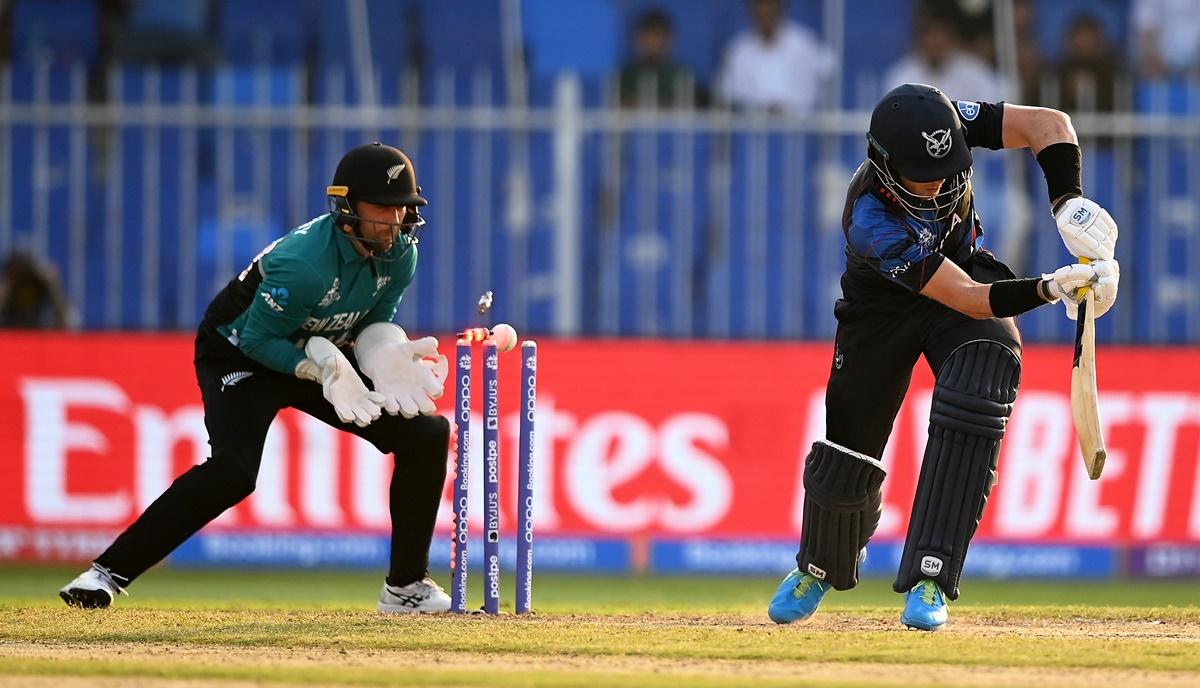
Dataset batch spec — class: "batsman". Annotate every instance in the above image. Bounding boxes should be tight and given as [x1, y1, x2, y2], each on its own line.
[60, 143, 454, 613]
[768, 84, 1120, 630]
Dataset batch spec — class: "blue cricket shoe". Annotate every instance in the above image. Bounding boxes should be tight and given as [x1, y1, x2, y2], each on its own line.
[767, 568, 830, 624]
[901, 579, 948, 631]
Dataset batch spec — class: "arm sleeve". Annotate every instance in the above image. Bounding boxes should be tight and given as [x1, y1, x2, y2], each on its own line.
[847, 214, 945, 293]
[237, 254, 326, 375]
[954, 100, 1005, 150]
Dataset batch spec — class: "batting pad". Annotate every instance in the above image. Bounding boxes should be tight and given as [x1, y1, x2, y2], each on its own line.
[894, 340, 1020, 600]
[796, 439, 886, 590]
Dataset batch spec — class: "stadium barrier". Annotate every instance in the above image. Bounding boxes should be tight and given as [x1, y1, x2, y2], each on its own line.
[3, 333, 1199, 578]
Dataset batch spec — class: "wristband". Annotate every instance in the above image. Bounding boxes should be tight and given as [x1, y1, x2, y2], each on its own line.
[989, 278, 1051, 318]
[1037, 142, 1082, 210]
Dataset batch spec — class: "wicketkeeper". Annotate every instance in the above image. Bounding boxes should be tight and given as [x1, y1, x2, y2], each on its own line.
[768, 84, 1120, 630]
[61, 143, 454, 613]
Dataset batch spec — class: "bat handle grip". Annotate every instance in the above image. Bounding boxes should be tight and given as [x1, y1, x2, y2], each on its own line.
[1075, 256, 1093, 298]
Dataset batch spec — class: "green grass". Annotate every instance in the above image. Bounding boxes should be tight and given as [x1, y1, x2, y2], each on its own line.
[1, 565, 1198, 687]
[2, 565, 1197, 611]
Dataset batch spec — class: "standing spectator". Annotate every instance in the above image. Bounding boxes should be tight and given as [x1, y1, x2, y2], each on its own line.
[715, 0, 836, 115]
[0, 252, 73, 329]
[882, 14, 1006, 103]
[1132, 0, 1200, 78]
[619, 9, 703, 109]
[918, 0, 996, 65]
[1056, 14, 1121, 114]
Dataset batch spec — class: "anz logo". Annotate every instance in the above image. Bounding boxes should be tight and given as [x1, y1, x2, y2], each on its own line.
[260, 287, 288, 312]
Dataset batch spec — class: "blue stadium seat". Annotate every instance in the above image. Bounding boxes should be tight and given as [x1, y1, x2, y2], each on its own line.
[841, 0, 913, 108]
[418, 0, 503, 74]
[116, 0, 214, 66]
[312, 0, 418, 105]
[1133, 79, 1200, 114]
[9, 0, 98, 66]
[217, 0, 309, 64]
[5, 63, 82, 104]
[523, 0, 618, 78]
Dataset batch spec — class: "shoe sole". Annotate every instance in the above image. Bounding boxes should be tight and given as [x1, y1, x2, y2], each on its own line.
[901, 617, 944, 632]
[768, 610, 815, 624]
[60, 588, 113, 609]
[377, 604, 452, 614]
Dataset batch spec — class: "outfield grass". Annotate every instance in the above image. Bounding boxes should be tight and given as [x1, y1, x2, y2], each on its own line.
[1, 566, 1198, 687]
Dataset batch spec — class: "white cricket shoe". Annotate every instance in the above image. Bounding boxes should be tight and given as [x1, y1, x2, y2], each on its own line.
[59, 564, 128, 609]
[377, 577, 452, 614]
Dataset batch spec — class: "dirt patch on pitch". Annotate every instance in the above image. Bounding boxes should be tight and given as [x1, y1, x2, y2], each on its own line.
[3, 640, 1200, 688]
[540, 610, 1200, 640]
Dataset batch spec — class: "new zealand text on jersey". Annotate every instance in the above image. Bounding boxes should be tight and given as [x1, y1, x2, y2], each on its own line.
[302, 310, 367, 334]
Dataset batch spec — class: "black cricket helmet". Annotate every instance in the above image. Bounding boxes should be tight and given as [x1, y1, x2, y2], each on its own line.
[327, 142, 428, 259]
[866, 83, 972, 221]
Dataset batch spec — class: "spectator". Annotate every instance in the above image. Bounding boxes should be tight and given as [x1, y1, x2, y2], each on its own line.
[715, 0, 836, 115]
[917, 0, 996, 65]
[1055, 14, 1121, 114]
[619, 9, 703, 109]
[882, 13, 1005, 102]
[0, 252, 73, 329]
[1132, 0, 1200, 78]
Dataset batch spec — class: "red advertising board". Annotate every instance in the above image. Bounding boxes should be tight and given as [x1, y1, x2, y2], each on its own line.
[3, 333, 1200, 562]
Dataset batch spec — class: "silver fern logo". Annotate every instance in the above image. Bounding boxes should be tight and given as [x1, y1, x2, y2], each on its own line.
[220, 371, 254, 391]
[386, 164, 406, 184]
[317, 278, 341, 307]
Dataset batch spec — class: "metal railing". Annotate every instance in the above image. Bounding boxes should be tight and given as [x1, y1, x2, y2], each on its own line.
[1, 63, 1198, 342]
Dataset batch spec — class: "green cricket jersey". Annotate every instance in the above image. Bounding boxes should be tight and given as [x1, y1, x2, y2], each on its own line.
[204, 214, 417, 375]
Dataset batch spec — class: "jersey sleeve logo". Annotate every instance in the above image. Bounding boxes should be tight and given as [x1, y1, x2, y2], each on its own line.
[956, 101, 980, 121]
[261, 286, 289, 312]
[917, 227, 935, 248]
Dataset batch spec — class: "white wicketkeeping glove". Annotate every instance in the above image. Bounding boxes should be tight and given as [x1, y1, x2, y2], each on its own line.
[295, 336, 386, 427]
[1054, 196, 1118, 261]
[1041, 259, 1120, 320]
[355, 322, 446, 419]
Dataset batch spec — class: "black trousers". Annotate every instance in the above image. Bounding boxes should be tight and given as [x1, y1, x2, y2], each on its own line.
[96, 329, 450, 587]
[825, 252, 1022, 460]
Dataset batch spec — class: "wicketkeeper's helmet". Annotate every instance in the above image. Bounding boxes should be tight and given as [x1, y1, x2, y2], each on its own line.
[327, 142, 428, 260]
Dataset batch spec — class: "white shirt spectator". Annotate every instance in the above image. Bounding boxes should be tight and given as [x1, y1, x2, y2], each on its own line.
[1132, 0, 1200, 76]
[716, 21, 836, 114]
[882, 51, 1007, 103]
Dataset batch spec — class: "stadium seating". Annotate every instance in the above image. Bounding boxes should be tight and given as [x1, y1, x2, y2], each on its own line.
[216, 0, 308, 65]
[9, 0, 99, 67]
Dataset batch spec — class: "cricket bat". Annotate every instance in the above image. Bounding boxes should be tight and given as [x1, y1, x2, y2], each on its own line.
[1070, 257, 1106, 480]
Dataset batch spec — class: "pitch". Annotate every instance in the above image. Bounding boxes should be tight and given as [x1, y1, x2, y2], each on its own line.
[2, 566, 1198, 687]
